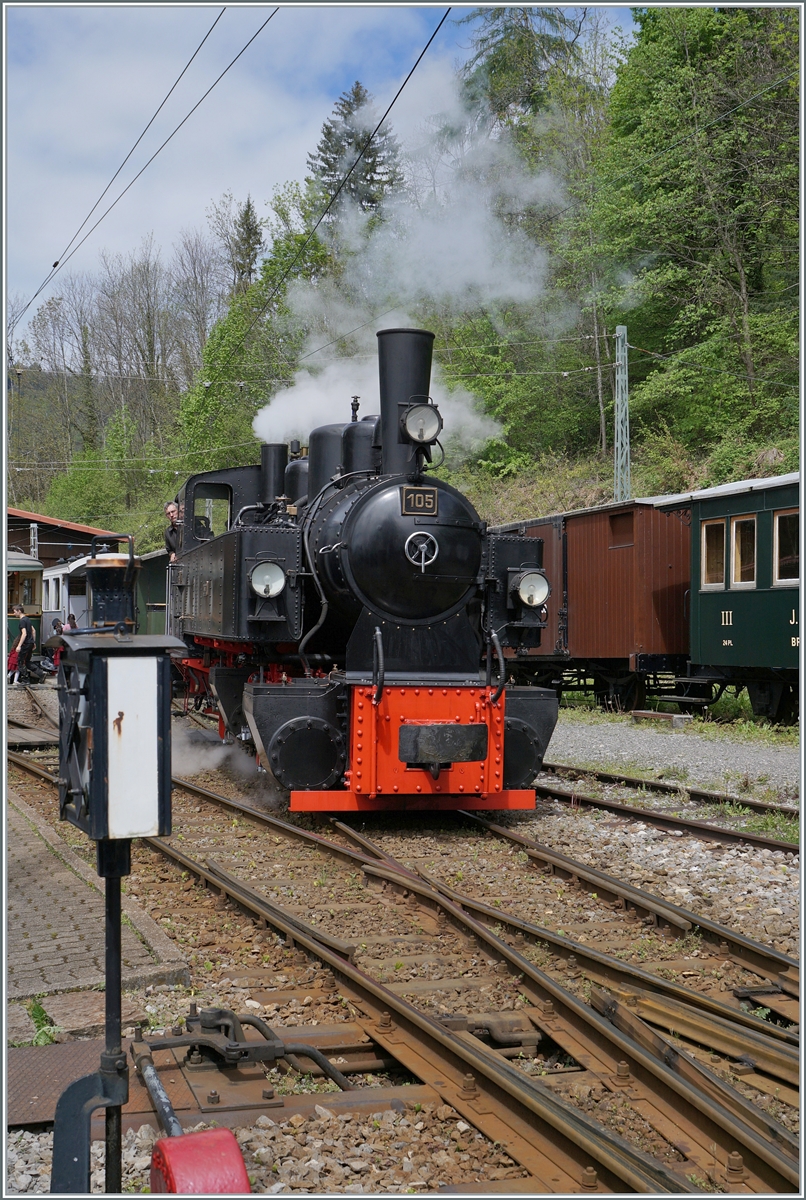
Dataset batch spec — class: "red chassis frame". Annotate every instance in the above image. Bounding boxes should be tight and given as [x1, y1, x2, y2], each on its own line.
[291, 684, 535, 812]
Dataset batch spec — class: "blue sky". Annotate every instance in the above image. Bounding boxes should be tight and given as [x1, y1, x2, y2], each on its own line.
[5, 5, 636, 337]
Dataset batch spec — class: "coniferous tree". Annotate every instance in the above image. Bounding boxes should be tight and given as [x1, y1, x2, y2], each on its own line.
[232, 195, 265, 292]
[459, 7, 586, 129]
[307, 82, 405, 217]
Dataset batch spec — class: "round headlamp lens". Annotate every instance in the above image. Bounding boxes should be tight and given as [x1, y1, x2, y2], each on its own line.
[250, 562, 285, 598]
[517, 571, 550, 607]
[403, 403, 442, 443]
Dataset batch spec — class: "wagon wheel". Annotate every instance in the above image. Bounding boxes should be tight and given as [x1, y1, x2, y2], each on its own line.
[673, 680, 714, 715]
[593, 672, 645, 713]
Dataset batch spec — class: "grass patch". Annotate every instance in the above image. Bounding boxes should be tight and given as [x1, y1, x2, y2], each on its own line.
[698, 801, 799, 844]
[28, 998, 60, 1045]
[557, 700, 799, 748]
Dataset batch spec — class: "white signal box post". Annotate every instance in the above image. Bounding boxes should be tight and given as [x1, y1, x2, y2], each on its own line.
[50, 537, 185, 1194]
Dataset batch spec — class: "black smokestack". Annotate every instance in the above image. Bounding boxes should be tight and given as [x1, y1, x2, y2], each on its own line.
[260, 443, 289, 504]
[376, 328, 435, 475]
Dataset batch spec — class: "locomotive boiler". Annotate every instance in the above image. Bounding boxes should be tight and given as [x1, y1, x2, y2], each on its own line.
[170, 328, 557, 811]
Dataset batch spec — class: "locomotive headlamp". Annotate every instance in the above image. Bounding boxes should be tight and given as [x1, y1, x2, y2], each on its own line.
[401, 402, 442, 445]
[515, 570, 550, 608]
[250, 561, 285, 598]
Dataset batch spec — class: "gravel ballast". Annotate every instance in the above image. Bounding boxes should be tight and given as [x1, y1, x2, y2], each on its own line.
[548, 709, 800, 800]
[6, 698, 800, 1194]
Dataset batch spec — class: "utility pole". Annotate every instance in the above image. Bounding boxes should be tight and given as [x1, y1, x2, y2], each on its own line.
[614, 325, 631, 502]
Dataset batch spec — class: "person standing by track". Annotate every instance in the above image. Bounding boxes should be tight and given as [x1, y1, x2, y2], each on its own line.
[11, 605, 35, 684]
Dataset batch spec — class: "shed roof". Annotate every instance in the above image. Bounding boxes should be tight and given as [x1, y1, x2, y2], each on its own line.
[7, 508, 120, 537]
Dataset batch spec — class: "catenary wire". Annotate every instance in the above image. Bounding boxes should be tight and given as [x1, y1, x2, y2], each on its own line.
[11, 8, 279, 335]
[210, 7, 452, 380]
[627, 343, 799, 391]
[11, 8, 228, 335]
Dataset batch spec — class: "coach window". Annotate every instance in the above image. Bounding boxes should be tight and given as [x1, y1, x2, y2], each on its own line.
[730, 516, 756, 588]
[192, 484, 231, 540]
[774, 509, 799, 585]
[701, 520, 726, 588]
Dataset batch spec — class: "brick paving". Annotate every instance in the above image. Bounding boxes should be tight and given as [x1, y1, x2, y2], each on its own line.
[7, 797, 187, 1001]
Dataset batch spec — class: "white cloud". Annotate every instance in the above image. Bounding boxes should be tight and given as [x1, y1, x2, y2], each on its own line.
[5, 5, 453, 322]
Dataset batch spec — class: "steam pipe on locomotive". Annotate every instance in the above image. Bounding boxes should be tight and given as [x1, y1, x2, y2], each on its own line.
[170, 328, 558, 811]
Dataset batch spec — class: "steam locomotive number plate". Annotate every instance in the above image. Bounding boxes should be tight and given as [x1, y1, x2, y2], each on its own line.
[401, 486, 438, 516]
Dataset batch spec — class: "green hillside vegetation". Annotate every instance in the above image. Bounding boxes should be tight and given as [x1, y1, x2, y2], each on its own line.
[7, 8, 798, 548]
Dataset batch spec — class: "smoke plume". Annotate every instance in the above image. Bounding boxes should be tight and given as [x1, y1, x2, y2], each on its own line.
[252, 67, 560, 455]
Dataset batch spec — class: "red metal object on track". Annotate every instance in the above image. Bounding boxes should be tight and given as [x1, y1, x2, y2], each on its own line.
[150, 1128, 251, 1194]
[291, 684, 536, 812]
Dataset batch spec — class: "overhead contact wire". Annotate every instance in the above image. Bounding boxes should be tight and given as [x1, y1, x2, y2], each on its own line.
[13, 7, 279, 334]
[13, 8, 228, 333]
[211, 7, 452, 380]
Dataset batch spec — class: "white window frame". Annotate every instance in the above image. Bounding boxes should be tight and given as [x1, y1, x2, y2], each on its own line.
[730, 514, 757, 590]
[700, 519, 726, 590]
[773, 508, 799, 587]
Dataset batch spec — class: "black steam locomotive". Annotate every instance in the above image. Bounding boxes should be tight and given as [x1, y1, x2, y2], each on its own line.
[170, 328, 557, 811]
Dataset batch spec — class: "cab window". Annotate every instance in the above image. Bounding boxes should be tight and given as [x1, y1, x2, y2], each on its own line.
[191, 484, 231, 540]
[774, 509, 799, 585]
[701, 520, 725, 588]
[730, 516, 756, 588]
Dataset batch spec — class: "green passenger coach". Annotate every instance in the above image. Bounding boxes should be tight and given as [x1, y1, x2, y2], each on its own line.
[657, 473, 799, 723]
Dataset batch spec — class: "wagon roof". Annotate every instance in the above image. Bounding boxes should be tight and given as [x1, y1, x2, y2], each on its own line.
[490, 493, 687, 533]
[653, 472, 799, 510]
[8, 550, 44, 570]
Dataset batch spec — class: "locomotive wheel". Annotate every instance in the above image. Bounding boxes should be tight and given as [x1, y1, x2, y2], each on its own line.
[268, 717, 346, 790]
[503, 716, 541, 789]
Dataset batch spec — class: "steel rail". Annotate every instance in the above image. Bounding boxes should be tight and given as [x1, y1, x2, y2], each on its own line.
[330, 819, 800, 1045]
[142, 838, 695, 1192]
[357, 862, 799, 1191]
[543, 762, 800, 818]
[9, 754, 796, 996]
[23, 688, 60, 729]
[533, 781, 797, 852]
[415, 871, 799, 1048]
[589, 990, 799, 1161]
[463, 813, 800, 986]
[597, 986, 799, 1085]
[10, 753, 795, 1187]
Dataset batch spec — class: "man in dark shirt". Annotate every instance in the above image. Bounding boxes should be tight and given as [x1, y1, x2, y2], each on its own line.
[12, 605, 35, 683]
[164, 501, 182, 561]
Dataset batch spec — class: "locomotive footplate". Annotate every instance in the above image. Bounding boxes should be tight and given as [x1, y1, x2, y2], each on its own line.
[290, 789, 536, 811]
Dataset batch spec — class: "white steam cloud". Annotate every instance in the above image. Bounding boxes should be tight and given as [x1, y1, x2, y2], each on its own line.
[252, 355, 500, 452]
[252, 67, 559, 455]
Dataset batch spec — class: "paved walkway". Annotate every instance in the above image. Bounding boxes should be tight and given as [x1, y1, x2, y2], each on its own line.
[7, 792, 188, 1001]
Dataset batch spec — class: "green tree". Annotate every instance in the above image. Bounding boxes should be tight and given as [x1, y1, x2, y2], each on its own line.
[593, 7, 798, 476]
[306, 82, 405, 218]
[232, 195, 265, 292]
[458, 7, 586, 131]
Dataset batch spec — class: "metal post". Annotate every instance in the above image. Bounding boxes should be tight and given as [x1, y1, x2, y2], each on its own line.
[105, 874, 123, 1193]
[614, 325, 631, 502]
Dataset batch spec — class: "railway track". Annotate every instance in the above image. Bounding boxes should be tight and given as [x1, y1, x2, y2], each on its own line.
[8, 754, 800, 1193]
[8, 706, 798, 851]
[535, 767, 798, 853]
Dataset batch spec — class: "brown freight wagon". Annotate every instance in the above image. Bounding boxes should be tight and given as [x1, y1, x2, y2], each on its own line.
[493, 498, 691, 708]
